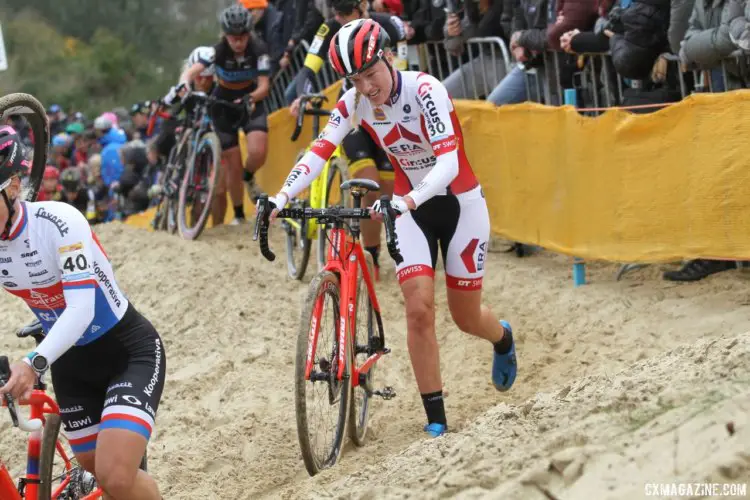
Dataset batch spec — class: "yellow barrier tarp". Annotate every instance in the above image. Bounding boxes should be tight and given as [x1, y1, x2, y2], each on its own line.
[127, 85, 750, 263]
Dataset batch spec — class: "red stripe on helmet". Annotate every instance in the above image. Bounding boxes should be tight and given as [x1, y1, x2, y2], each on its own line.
[328, 33, 346, 76]
[353, 20, 373, 71]
[364, 23, 381, 65]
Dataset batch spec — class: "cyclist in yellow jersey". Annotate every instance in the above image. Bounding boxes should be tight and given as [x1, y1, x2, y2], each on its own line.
[289, 0, 409, 277]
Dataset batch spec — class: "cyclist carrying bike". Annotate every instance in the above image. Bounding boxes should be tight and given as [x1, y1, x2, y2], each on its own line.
[289, 0, 409, 277]
[267, 19, 517, 438]
[0, 126, 166, 499]
[182, 4, 271, 225]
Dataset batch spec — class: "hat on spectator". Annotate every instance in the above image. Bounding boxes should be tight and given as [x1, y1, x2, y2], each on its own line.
[43, 165, 60, 180]
[65, 122, 85, 135]
[52, 134, 70, 147]
[239, 0, 268, 8]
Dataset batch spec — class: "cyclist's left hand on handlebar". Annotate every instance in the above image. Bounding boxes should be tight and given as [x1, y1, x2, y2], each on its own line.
[260, 193, 288, 222]
[0, 361, 35, 401]
[369, 198, 409, 221]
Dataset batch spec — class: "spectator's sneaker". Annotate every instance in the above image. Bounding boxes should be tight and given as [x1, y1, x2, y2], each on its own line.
[492, 320, 517, 392]
[663, 259, 735, 282]
[230, 217, 246, 226]
[424, 423, 446, 438]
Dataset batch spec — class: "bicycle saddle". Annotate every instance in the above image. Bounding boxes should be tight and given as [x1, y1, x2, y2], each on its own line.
[16, 319, 44, 339]
[341, 179, 380, 194]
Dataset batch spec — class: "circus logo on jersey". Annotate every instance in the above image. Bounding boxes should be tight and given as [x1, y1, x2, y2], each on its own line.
[284, 164, 312, 188]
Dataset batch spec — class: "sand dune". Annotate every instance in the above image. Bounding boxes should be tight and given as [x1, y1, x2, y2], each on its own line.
[2, 222, 749, 499]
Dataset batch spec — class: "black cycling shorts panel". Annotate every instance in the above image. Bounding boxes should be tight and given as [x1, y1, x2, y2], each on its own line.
[212, 103, 268, 150]
[342, 129, 393, 173]
[51, 303, 166, 454]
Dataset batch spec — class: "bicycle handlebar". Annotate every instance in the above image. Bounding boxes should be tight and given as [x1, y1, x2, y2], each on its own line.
[0, 355, 43, 432]
[252, 194, 403, 265]
[291, 93, 330, 142]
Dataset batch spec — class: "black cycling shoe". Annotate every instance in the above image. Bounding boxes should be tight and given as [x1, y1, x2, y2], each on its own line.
[663, 259, 735, 282]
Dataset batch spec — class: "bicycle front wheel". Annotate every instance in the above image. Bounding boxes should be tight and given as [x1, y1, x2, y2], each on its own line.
[295, 271, 350, 476]
[285, 150, 312, 280]
[177, 132, 221, 241]
[317, 156, 350, 270]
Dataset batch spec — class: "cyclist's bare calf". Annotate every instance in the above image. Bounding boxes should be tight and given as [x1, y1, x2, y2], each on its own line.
[74, 429, 160, 500]
[243, 130, 267, 174]
[212, 153, 229, 226]
[218, 147, 245, 223]
[401, 276, 443, 394]
[446, 287, 504, 343]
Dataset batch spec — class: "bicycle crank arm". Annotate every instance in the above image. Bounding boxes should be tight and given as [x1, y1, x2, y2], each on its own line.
[357, 347, 391, 376]
[372, 386, 396, 400]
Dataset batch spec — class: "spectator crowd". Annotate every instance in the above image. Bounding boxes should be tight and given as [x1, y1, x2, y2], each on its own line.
[9, 0, 750, 282]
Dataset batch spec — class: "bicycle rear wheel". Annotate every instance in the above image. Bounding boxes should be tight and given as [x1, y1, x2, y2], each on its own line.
[295, 271, 350, 476]
[177, 132, 221, 241]
[285, 150, 312, 280]
[316, 156, 350, 271]
[349, 252, 376, 446]
[0, 93, 49, 202]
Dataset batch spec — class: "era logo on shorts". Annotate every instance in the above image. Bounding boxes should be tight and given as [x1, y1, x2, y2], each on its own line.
[460, 238, 486, 273]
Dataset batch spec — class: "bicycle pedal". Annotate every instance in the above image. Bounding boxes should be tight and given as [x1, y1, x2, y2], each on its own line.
[374, 386, 396, 400]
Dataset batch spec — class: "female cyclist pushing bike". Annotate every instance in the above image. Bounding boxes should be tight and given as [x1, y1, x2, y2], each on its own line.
[0, 125, 166, 498]
[181, 4, 271, 225]
[266, 19, 518, 438]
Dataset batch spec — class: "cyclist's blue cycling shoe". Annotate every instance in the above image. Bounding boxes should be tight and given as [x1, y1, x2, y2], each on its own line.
[424, 422, 447, 438]
[492, 320, 517, 391]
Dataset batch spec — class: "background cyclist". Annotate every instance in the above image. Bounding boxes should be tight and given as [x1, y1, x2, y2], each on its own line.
[182, 4, 271, 225]
[266, 19, 517, 438]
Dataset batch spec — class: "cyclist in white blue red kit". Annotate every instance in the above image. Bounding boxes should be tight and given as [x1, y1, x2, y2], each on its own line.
[0, 126, 166, 499]
[266, 19, 518, 438]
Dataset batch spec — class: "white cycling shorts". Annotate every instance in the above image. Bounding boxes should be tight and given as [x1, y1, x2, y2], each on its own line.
[394, 185, 490, 290]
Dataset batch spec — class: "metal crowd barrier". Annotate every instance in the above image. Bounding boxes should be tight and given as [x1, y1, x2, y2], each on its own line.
[263, 40, 311, 115]
[418, 37, 512, 99]
[523, 49, 750, 115]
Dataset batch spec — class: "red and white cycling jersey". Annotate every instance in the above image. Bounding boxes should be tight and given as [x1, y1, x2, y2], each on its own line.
[281, 71, 479, 207]
[279, 70, 491, 290]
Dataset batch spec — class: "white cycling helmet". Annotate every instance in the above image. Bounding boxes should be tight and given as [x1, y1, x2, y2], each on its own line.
[188, 46, 215, 77]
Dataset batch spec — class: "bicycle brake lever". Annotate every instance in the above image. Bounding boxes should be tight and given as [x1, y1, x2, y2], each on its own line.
[379, 196, 403, 265]
[252, 195, 266, 242]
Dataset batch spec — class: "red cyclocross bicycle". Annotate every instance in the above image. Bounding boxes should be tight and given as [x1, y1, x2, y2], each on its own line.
[1, 324, 102, 499]
[254, 179, 402, 476]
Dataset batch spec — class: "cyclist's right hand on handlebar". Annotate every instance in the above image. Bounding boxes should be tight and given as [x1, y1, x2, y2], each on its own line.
[369, 198, 408, 221]
[268, 193, 289, 221]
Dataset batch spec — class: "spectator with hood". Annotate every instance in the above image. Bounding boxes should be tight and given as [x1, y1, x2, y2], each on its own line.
[94, 114, 128, 188]
[487, 0, 551, 105]
[441, 0, 514, 99]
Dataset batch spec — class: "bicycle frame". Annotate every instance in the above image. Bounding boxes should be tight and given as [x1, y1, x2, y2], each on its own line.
[1, 390, 101, 499]
[304, 227, 386, 385]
